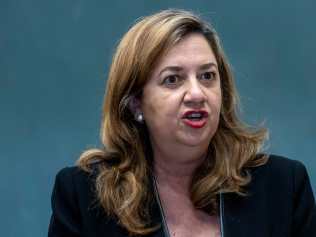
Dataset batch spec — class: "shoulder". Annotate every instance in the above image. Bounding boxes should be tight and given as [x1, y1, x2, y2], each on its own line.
[248, 154, 314, 206]
[250, 154, 316, 236]
[52, 163, 102, 206]
[55, 159, 106, 188]
[51, 165, 96, 213]
[54, 166, 94, 189]
[51, 161, 109, 215]
[244, 154, 313, 204]
[251, 154, 308, 181]
[264, 154, 305, 170]
[49, 163, 111, 236]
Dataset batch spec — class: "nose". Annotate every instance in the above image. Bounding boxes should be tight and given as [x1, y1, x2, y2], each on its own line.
[183, 77, 206, 107]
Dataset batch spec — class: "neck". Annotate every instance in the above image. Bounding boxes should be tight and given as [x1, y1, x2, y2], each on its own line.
[153, 149, 205, 195]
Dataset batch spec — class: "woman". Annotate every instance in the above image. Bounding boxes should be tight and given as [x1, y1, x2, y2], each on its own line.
[48, 9, 316, 237]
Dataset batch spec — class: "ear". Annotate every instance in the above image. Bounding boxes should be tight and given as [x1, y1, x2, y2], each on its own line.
[128, 95, 144, 122]
[128, 95, 142, 114]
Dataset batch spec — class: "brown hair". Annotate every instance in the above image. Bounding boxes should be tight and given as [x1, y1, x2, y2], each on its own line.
[77, 9, 268, 235]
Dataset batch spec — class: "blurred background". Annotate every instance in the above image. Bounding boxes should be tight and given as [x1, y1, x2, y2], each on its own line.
[1, 0, 315, 236]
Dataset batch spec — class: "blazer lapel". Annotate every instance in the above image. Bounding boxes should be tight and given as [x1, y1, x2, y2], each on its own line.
[221, 191, 271, 237]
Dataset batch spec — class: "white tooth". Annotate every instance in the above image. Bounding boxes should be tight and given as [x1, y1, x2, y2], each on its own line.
[189, 113, 202, 118]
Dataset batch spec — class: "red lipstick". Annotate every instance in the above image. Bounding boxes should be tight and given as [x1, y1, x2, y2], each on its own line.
[182, 110, 208, 129]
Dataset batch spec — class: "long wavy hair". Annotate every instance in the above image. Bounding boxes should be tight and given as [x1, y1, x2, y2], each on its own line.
[77, 9, 268, 235]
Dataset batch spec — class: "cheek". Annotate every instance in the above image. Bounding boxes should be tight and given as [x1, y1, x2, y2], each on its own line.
[206, 92, 222, 126]
[215, 94, 222, 112]
[142, 93, 164, 117]
[141, 91, 180, 127]
[207, 88, 222, 109]
[214, 86, 222, 109]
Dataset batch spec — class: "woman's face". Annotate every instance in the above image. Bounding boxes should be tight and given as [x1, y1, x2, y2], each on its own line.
[140, 33, 222, 156]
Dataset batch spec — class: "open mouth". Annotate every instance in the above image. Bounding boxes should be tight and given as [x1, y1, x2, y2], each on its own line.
[184, 112, 206, 120]
[182, 111, 208, 128]
[183, 111, 208, 120]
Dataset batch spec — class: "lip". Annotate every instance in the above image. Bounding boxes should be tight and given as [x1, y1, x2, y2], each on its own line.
[181, 110, 208, 129]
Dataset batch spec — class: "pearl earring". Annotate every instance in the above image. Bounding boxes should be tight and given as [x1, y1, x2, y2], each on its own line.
[136, 113, 144, 122]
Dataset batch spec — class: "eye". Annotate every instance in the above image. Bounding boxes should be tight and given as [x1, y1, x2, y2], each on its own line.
[162, 75, 181, 87]
[200, 71, 216, 81]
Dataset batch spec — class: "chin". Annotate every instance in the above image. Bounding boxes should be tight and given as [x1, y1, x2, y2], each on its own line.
[176, 133, 213, 148]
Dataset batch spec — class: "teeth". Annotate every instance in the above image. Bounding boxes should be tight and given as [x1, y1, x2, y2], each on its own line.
[187, 113, 202, 118]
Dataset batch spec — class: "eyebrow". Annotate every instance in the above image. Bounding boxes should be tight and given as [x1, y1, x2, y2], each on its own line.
[158, 62, 218, 76]
[199, 62, 218, 70]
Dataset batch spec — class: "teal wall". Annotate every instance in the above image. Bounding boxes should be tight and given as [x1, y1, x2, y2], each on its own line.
[1, 1, 315, 236]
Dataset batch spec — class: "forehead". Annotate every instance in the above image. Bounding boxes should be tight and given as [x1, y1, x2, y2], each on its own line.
[154, 33, 217, 70]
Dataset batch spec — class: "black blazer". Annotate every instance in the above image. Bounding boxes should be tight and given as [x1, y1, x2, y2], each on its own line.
[48, 155, 316, 237]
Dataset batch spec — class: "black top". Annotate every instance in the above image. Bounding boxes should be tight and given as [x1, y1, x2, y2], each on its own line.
[48, 155, 316, 237]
